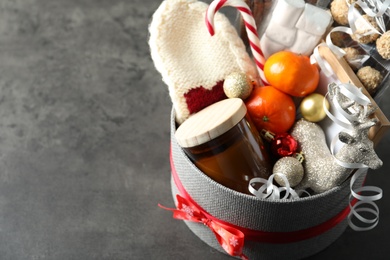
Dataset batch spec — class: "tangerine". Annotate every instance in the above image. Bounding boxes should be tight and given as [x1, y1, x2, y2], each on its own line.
[264, 51, 320, 97]
[245, 86, 296, 134]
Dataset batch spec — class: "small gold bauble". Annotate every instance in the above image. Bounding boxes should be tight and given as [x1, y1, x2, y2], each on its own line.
[223, 72, 253, 99]
[300, 93, 329, 122]
[273, 157, 304, 187]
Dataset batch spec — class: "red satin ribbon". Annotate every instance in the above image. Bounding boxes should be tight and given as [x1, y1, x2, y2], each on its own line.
[159, 195, 248, 259]
[160, 145, 358, 257]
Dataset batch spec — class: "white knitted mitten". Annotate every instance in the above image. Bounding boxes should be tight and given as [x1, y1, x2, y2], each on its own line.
[149, 0, 257, 123]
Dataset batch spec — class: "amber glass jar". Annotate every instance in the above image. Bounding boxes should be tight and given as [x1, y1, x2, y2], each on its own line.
[175, 98, 271, 194]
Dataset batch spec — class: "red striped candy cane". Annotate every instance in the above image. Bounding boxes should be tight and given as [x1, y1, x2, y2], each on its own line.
[206, 0, 267, 85]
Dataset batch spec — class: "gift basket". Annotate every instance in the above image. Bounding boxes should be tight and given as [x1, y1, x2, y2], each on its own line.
[149, 0, 390, 259]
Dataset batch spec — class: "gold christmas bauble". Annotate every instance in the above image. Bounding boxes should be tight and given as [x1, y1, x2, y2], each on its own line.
[223, 72, 253, 99]
[300, 93, 329, 122]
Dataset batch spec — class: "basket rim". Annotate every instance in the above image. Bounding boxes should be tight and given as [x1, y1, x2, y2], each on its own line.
[171, 106, 351, 205]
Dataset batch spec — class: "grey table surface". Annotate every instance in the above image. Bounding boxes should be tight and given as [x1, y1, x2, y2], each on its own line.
[0, 0, 389, 259]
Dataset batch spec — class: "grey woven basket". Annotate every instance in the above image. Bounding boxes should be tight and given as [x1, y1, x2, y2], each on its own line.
[169, 108, 365, 260]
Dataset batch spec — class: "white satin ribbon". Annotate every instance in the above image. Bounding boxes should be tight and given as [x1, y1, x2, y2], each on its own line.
[348, 168, 382, 231]
[324, 82, 370, 130]
[311, 27, 368, 77]
[248, 173, 308, 200]
[324, 82, 372, 156]
[311, 43, 334, 78]
[350, 0, 390, 34]
[310, 28, 349, 72]
[323, 82, 383, 231]
[348, 1, 383, 37]
[326, 27, 352, 58]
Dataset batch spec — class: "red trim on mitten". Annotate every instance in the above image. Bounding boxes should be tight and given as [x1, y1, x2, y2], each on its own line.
[184, 81, 227, 114]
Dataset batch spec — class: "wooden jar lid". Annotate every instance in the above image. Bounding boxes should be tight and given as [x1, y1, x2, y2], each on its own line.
[175, 98, 247, 148]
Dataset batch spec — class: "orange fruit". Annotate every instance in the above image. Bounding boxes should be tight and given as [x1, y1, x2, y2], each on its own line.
[245, 86, 296, 134]
[264, 51, 320, 97]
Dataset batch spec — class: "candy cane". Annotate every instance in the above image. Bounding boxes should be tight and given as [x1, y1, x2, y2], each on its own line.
[206, 0, 268, 85]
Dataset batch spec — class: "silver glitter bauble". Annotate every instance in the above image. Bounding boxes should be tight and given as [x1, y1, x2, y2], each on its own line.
[273, 157, 304, 187]
[223, 72, 253, 99]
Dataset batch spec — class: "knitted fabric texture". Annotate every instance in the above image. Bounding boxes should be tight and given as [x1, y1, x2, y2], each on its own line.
[149, 0, 257, 123]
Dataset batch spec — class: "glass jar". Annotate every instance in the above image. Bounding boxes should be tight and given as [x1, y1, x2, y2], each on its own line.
[175, 98, 271, 194]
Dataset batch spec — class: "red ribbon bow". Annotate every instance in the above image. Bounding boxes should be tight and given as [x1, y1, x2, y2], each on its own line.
[162, 146, 362, 258]
[159, 195, 248, 260]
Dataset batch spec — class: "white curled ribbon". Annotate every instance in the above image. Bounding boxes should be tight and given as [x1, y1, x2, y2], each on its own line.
[323, 82, 383, 231]
[350, 0, 390, 34]
[310, 28, 350, 78]
[348, 1, 383, 37]
[324, 82, 371, 155]
[248, 173, 309, 200]
[348, 168, 383, 231]
[311, 43, 334, 78]
[311, 27, 370, 77]
[326, 27, 353, 58]
[324, 82, 370, 131]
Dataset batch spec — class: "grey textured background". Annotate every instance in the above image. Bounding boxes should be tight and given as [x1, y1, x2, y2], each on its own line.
[0, 0, 389, 259]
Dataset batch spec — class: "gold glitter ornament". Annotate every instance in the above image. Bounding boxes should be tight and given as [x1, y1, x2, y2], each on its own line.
[223, 72, 253, 99]
[273, 154, 304, 187]
[300, 93, 329, 122]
